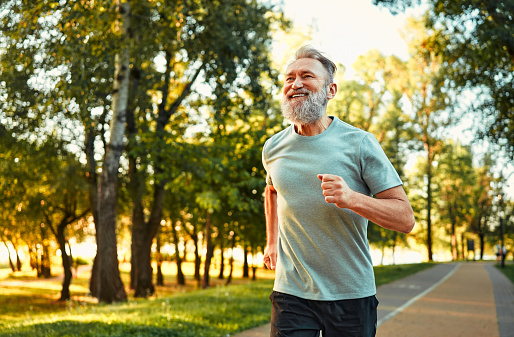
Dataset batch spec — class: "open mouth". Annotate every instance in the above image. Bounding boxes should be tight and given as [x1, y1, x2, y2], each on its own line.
[288, 91, 310, 100]
[291, 93, 307, 98]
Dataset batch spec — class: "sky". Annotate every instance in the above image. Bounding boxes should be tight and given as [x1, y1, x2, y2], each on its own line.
[273, 0, 514, 198]
[273, 0, 419, 75]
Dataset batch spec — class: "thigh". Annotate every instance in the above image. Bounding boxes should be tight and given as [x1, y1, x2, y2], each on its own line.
[270, 291, 322, 337]
[321, 295, 378, 337]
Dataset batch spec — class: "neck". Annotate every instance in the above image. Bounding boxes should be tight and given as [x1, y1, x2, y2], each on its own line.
[295, 115, 332, 136]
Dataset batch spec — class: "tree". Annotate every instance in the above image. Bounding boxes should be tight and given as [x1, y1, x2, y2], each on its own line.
[399, 18, 452, 261]
[468, 155, 495, 259]
[123, 0, 286, 297]
[38, 145, 90, 301]
[374, 0, 514, 160]
[92, 0, 131, 304]
[434, 141, 475, 260]
[1, 0, 129, 303]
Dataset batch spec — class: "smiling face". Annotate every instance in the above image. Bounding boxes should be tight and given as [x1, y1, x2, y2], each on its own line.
[281, 58, 336, 125]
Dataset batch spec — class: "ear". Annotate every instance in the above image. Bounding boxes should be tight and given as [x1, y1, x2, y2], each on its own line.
[327, 82, 337, 100]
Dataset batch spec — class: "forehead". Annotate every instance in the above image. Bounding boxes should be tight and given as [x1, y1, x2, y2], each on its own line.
[285, 58, 327, 77]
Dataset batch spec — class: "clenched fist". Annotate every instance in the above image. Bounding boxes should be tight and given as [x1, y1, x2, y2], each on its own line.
[318, 174, 356, 209]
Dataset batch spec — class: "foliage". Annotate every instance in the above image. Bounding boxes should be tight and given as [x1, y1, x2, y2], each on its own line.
[374, 0, 514, 159]
[433, 141, 476, 259]
[0, 0, 288, 299]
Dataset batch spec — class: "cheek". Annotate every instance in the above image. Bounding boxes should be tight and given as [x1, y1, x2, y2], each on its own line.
[282, 85, 290, 96]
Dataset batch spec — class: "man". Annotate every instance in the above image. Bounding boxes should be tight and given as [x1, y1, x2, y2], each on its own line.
[262, 45, 415, 337]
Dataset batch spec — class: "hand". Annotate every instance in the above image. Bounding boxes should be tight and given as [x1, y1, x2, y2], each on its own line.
[318, 174, 355, 209]
[263, 244, 277, 270]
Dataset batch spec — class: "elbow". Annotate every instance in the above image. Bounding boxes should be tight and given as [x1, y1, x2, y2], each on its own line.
[400, 215, 415, 234]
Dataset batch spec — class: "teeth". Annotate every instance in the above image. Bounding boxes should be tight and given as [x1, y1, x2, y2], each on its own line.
[292, 94, 307, 98]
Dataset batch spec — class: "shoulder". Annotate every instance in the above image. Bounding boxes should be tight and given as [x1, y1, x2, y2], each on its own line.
[263, 125, 293, 151]
[329, 116, 370, 143]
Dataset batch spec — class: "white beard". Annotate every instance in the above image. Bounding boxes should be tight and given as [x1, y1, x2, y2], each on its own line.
[281, 87, 328, 125]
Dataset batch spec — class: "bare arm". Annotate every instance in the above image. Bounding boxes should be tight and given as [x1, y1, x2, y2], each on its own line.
[318, 174, 415, 234]
[263, 184, 278, 270]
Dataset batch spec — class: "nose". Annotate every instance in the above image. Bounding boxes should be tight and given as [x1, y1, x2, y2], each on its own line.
[291, 76, 303, 89]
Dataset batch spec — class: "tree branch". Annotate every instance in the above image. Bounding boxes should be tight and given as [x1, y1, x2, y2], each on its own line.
[158, 63, 205, 128]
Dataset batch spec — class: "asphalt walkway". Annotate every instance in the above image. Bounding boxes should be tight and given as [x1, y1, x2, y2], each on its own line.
[232, 262, 514, 337]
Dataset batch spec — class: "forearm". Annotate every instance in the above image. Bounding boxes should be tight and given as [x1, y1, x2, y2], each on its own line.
[263, 185, 279, 270]
[349, 188, 415, 234]
[265, 185, 279, 245]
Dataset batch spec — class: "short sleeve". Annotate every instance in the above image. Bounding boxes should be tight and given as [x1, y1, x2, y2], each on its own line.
[360, 134, 402, 195]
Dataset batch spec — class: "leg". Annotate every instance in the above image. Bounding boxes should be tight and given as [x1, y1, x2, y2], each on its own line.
[320, 295, 378, 337]
[270, 291, 322, 337]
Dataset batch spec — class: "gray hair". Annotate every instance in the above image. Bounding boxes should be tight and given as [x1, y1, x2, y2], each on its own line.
[291, 45, 337, 83]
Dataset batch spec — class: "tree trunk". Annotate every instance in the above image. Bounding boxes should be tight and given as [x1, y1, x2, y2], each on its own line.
[451, 222, 457, 261]
[479, 232, 485, 260]
[126, 79, 158, 297]
[5, 243, 15, 272]
[251, 247, 257, 281]
[85, 126, 100, 297]
[426, 148, 433, 261]
[41, 242, 52, 278]
[89, 255, 99, 297]
[202, 211, 213, 289]
[243, 244, 249, 278]
[131, 213, 155, 297]
[56, 224, 72, 301]
[172, 223, 185, 285]
[156, 233, 163, 286]
[460, 233, 465, 261]
[39, 227, 52, 278]
[225, 235, 236, 286]
[10, 243, 22, 271]
[94, 0, 130, 304]
[192, 231, 201, 283]
[128, 156, 165, 296]
[8, 258, 15, 274]
[218, 245, 225, 279]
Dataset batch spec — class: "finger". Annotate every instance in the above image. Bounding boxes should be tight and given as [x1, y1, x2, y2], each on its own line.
[319, 174, 337, 182]
[266, 260, 275, 270]
[322, 189, 334, 197]
[325, 196, 337, 204]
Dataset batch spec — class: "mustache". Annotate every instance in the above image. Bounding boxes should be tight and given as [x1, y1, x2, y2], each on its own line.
[285, 88, 311, 97]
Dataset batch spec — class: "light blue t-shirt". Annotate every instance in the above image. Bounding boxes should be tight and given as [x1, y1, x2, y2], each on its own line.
[262, 116, 402, 301]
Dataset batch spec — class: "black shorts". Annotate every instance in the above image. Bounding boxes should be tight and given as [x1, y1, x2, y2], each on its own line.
[270, 291, 378, 337]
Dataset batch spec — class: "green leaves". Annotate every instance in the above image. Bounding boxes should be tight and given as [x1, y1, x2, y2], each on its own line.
[374, 0, 514, 159]
[196, 191, 221, 214]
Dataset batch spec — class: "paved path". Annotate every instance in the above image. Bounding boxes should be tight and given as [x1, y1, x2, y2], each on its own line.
[232, 262, 514, 337]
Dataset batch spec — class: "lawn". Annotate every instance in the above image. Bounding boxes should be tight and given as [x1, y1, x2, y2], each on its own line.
[495, 262, 514, 284]
[0, 262, 434, 337]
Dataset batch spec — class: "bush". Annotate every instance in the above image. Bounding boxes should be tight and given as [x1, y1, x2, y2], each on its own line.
[73, 257, 90, 266]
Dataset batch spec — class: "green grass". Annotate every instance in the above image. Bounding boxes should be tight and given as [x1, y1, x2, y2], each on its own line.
[373, 262, 434, 287]
[495, 262, 514, 284]
[0, 263, 435, 337]
[0, 280, 275, 337]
